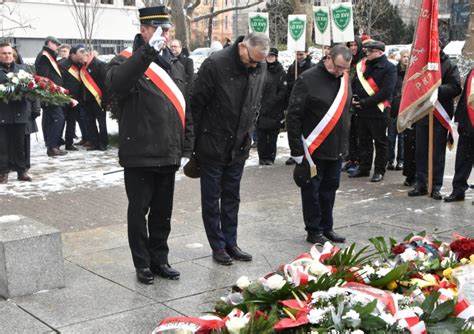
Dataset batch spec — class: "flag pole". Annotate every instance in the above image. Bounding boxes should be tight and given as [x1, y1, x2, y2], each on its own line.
[428, 107, 434, 195]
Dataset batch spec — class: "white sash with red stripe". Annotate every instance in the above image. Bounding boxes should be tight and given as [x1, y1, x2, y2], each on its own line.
[434, 100, 454, 135]
[356, 59, 391, 112]
[120, 48, 186, 127]
[302, 72, 349, 175]
[42, 51, 62, 77]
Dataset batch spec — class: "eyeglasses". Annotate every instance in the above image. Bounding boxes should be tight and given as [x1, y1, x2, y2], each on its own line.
[331, 57, 350, 72]
[245, 45, 265, 64]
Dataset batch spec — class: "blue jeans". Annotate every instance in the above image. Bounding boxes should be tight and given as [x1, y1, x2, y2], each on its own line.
[301, 158, 342, 234]
[200, 162, 244, 251]
[388, 117, 404, 164]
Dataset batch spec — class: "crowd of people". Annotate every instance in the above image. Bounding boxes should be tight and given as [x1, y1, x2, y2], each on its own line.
[1, 5, 472, 286]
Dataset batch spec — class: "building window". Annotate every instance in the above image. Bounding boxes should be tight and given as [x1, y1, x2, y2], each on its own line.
[76, 0, 91, 3]
[101, 0, 113, 4]
[123, 0, 135, 6]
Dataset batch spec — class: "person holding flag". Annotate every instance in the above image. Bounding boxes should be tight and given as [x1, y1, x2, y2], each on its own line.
[444, 68, 474, 202]
[106, 5, 194, 285]
[287, 45, 352, 245]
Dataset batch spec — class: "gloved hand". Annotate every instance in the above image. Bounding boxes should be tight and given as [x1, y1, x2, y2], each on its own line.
[149, 27, 166, 52]
[180, 157, 190, 168]
[292, 156, 304, 164]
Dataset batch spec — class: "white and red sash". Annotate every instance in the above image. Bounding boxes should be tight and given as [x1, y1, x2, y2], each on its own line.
[356, 59, 391, 112]
[68, 65, 81, 82]
[434, 100, 454, 135]
[302, 72, 349, 175]
[466, 69, 474, 127]
[120, 48, 186, 128]
[42, 51, 62, 77]
[80, 56, 103, 107]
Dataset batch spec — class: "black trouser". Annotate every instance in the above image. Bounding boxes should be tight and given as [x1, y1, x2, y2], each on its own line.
[64, 104, 81, 146]
[451, 134, 474, 196]
[347, 114, 359, 162]
[124, 167, 176, 269]
[402, 127, 416, 181]
[301, 158, 342, 234]
[415, 121, 448, 192]
[85, 103, 108, 148]
[42, 106, 65, 149]
[25, 134, 31, 170]
[0, 124, 26, 174]
[257, 128, 279, 162]
[388, 117, 404, 164]
[357, 117, 389, 175]
[200, 162, 244, 251]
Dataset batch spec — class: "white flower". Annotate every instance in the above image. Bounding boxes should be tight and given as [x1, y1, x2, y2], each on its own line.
[226, 316, 249, 334]
[400, 248, 418, 262]
[308, 308, 327, 324]
[327, 286, 346, 298]
[352, 330, 364, 334]
[361, 265, 375, 276]
[11, 77, 19, 84]
[375, 267, 392, 278]
[265, 274, 286, 290]
[236, 276, 250, 289]
[412, 306, 424, 316]
[379, 312, 396, 325]
[17, 70, 30, 80]
[417, 251, 428, 260]
[309, 260, 331, 276]
[342, 310, 360, 320]
[6, 72, 14, 78]
[440, 258, 449, 268]
[0, 84, 6, 92]
[311, 290, 329, 302]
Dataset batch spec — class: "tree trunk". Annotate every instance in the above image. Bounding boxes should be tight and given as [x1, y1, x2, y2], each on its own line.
[463, 0, 474, 57]
[170, 0, 191, 48]
[289, 0, 313, 47]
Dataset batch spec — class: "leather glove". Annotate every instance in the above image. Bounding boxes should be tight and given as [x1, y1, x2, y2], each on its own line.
[149, 27, 166, 52]
[292, 156, 304, 164]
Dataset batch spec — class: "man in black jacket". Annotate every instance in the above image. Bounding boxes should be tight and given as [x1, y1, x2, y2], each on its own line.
[106, 6, 194, 285]
[287, 45, 352, 245]
[191, 32, 269, 265]
[59, 45, 86, 151]
[35, 36, 67, 157]
[350, 40, 397, 182]
[169, 39, 194, 98]
[444, 68, 474, 202]
[257, 47, 287, 165]
[408, 51, 461, 200]
[0, 42, 32, 183]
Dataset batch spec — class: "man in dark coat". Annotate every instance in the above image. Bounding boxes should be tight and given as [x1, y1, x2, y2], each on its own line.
[444, 68, 474, 202]
[59, 45, 86, 151]
[408, 51, 462, 199]
[191, 32, 269, 265]
[387, 49, 409, 171]
[79, 47, 109, 151]
[287, 45, 352, 245]
[285, 50, 314, 165]
[106, 6, 194, 285]
[35, 36, 67, 157]
[350, 40, 397, 182]
[0, 42, 32, 183]
[170, 39, 194, 98]
[256, 47, 286, 165]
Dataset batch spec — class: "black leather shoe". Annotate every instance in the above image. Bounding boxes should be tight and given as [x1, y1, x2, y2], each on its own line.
[408, 188, 428, 197]
[65, 145, 79, 151]
[17, 173, 32, 182]
[348, 169, 370, 178]
[370, 173, 384, 182]
[404, 178, 415, 187]
[226, 246, 252, 261]
[0, 174, 8, 184]
[47, 148, 68, 156]
[151, 264, 180, 280]
[306, 233, 330, 244]
[136, 268, 154, 284]
[386, 163, 395, 170]
[430, 190, 442, 200]
[323, 230, 346, 243]
[212, 249, 233, 265]
[285, 157, 296, 165]
[444, 193, 465, 202]
[395, 162, 404, 170]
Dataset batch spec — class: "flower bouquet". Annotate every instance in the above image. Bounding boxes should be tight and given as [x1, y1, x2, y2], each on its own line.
[0, 69, 73, 106]
[153, 232, 474, 333]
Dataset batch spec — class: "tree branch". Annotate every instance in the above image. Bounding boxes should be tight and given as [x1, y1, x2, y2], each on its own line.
[191, 0, 263, 22]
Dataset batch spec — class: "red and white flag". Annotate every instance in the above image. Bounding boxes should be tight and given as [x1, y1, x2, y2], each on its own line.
[397, 0, 441, 132]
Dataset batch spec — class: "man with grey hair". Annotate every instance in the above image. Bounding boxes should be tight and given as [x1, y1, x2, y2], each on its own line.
[190, 32, 269, 265]
[287, 44, 352, 245]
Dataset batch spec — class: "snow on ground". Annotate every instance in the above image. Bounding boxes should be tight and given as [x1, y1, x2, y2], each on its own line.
[1, 113, 291, 199]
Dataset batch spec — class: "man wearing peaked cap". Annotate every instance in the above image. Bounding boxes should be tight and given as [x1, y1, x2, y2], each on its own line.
[364, 40, 385, 52]
[106, 5, 193, 285]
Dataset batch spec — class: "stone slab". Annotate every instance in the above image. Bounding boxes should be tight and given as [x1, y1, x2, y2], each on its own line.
[12, 278, 154, 329]
[58, 303, 180, 334]
[0, 215, 64, 298]
[164, 288, 231, 317]
[0, 300, 52, 333]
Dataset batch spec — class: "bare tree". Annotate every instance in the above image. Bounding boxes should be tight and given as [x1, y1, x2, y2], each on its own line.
[289, 0, 312, 46]
[353, 0, 391, 37]
[463, 0, 474, 57]
[68, 0, 104, 48]
[0, 2, 34, 37]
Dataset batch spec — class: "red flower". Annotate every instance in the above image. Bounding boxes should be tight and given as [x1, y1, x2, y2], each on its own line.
[415, 247, 427, 254]
[450, 238, 474, 260]
[392, 244, 406, 255]
[38, 82, 46, 89]
[49, 85, 56, 93]
[27, 81, 35, 90]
